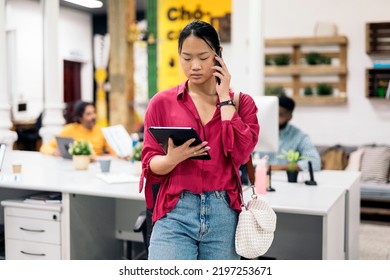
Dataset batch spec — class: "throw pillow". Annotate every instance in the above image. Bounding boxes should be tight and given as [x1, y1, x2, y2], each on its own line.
[360, 146, 390, 183]
[321, 146, 348, 170]
[345, 148, 365, 171]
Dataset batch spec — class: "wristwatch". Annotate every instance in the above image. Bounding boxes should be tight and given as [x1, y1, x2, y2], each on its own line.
[217, 100, 236, 107]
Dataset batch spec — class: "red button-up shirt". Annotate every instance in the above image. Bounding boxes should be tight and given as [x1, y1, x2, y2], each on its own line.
[140, 81, 260, 223]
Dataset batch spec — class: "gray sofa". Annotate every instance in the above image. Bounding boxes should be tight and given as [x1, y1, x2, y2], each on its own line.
[316, 144, 390, 219]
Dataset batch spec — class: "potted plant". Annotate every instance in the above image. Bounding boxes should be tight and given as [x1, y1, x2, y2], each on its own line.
[305, 52, 332, 65]
[277, 149, 308, 183]
[265, 86, 286, 96]
[265, 55, 273, 65]
[303, 86, 313, 96]
[273, 54, 290, 66]
[319, 55, 331, 65]
[316, 83, 333, 96]
[68, 139, 93, 170]
[305, 52, 321, 65]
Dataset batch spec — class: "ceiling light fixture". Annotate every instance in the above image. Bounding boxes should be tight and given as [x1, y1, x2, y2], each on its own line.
[64, 0, 103, 9]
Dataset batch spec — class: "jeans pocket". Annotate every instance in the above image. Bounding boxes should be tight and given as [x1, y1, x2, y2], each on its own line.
[216, 191, 231, 207]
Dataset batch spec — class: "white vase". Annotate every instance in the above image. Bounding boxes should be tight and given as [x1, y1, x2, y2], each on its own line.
[73, 155, 90, 170]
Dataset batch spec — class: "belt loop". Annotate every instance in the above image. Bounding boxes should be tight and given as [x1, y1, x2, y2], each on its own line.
[215, 190, 221, 198]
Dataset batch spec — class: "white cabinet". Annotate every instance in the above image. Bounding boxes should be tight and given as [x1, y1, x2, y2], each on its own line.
[1, 200, 62, 260]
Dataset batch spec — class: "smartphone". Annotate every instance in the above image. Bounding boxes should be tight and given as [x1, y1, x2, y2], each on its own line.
[215, 49, 222, 84]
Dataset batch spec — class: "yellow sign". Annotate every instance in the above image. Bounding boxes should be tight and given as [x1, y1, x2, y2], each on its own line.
[157, 0, 231, 91]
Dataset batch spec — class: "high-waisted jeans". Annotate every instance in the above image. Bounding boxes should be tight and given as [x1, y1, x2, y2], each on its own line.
[148, 190, 239, 260]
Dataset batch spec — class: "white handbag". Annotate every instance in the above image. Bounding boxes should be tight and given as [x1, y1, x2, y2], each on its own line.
[235, 157, 277, 259]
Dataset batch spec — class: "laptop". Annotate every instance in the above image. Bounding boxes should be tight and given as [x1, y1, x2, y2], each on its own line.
[0, 143, 6, 171]
[55, 137, 74, 159]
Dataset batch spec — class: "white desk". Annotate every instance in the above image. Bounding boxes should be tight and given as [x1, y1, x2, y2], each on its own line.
[311, 170, 361, 259]
[0, 151, 360, 260]
[0, 151, 143, 259]
[269, 170, 361, 259]
[245, 180, 346, 259]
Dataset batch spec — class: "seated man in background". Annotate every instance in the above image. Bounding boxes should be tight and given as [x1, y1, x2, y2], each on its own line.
[40, 101, 116, 157]
[259, 94, 321, 172]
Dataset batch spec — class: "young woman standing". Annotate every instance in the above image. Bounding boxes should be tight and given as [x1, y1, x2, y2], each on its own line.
[140, 20, 259, 260]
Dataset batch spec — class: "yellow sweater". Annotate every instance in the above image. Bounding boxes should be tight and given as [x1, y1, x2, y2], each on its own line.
[40, 123, 115, 156]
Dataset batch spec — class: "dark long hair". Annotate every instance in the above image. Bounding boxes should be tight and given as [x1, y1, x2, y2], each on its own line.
[73, 101, 94, 123]
[178, 20, 221, 54]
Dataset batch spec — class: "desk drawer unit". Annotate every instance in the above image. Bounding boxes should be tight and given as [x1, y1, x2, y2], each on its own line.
[6, 239, 61, 260]
[1, 200, 62, 260]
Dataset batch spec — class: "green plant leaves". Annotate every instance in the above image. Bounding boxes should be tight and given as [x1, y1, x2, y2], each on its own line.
[68, 140, 93, 155]
[277, 149, 308, 162]
[132, 142, 142, 161]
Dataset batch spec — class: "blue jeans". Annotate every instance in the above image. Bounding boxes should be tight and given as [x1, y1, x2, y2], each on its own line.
[148, 190, 240, 260]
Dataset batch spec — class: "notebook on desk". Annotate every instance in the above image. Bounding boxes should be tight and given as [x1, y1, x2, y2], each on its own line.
[96, 172, 139, 184]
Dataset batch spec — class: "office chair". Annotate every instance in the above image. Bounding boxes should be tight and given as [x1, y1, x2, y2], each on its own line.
[129, 184, 158, 260]
[132, 211, 147, 259]
[15, 112, 43, 151]
[131, 208, 153, 260]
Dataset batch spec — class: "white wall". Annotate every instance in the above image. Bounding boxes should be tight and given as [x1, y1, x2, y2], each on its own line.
[6, 0, 93, 121]
[230, 0, 390, 146]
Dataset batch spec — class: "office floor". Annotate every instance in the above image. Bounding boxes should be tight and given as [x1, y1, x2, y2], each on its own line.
[359, 221, 390, 260]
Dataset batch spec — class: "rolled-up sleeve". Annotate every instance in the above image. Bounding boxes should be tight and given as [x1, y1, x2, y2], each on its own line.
[221, 93, 260, 165]
[140, 97, 170, 209]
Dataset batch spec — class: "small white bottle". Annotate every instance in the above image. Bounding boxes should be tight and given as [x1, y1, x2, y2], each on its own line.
[255, 156, 269, 194]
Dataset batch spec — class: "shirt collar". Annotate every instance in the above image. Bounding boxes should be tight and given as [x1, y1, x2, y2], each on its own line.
[176, 80, 188, 99]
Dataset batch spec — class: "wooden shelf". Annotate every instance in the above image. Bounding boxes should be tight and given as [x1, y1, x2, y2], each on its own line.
[366, 22, 390, 55]
[366, 68, 390, 98]
[265, 65, 347, 76]
[365, 22, 390, 99]
[264, 36, 348, 105]
[294, 96, 347, 105]
[265, 36, 348, 47]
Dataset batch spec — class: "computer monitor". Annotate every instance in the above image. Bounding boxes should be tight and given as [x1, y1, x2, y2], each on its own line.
[253, 96, 279, 153]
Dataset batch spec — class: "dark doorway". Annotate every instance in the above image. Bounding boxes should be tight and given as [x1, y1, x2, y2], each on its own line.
[63, 60, 82, 123]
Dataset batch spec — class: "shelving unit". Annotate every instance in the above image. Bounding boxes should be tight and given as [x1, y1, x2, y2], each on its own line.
[366, 22, 390, 55]
[264, 36, 348, 105]
[366, 22, 390, 99]
[366, 69, 390, 98]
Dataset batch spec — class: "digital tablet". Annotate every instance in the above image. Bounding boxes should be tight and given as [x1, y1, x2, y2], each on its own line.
[148, 127, 211, 160]
[55, 136, 74, 159]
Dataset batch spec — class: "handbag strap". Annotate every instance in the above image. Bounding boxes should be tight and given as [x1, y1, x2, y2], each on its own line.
[233, 93, 256, 208]
[246, 155, 255, 186]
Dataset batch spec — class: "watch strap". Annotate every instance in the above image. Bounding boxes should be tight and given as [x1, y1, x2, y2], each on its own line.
[217, 99, 236, 107]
